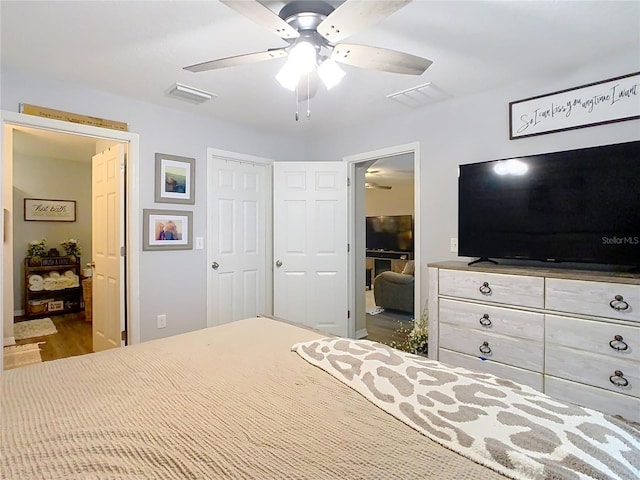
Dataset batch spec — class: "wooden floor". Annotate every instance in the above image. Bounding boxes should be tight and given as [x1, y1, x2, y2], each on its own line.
[14, 312, 93, 362]
[365, 311, 412, 346]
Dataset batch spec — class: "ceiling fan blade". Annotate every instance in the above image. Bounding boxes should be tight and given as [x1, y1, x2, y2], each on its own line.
[220, 0, 299, 39]
[317, 0, 411, 44]
[365, 182, 392, 190]
[184, 48, 287, 73]
[331, 43, 432, 75]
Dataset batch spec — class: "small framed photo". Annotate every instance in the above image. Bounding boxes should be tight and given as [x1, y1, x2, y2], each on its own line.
[143, 209, 193, 251]
[155, 153, 195, 204]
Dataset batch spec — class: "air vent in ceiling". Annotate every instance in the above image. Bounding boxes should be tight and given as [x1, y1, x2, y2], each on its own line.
[167, 83, 216, 104]
[386, 82, 450, 108]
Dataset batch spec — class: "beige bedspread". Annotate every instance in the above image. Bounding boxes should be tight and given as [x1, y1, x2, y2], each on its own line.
[2, 317, 510, 479]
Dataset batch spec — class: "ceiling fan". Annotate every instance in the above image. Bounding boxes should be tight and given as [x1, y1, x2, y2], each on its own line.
[184, 0, 432, 113]
[365, 169, 392, 189]
[365, 181, 392, 190]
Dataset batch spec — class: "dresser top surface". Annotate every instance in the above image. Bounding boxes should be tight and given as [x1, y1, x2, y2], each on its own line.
[428, 261, 640, 285]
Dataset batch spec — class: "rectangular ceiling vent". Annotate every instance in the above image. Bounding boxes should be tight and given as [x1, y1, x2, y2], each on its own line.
[167, 83, 216, 104]
[386, 82, 450, 108]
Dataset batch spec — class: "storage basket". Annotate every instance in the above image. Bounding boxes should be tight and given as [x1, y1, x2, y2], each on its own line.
[82, 278, 92, 322]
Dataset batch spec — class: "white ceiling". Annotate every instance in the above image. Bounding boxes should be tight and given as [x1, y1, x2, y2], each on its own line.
[2, 1, 639, 141]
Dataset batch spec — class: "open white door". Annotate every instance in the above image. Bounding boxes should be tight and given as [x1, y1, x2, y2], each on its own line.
[208, 156, 267, 326]
[92, 144, 125, 351]
[273, 162, 349, 337]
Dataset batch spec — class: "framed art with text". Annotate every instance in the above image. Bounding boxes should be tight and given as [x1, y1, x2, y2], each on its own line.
[510, 72, 640, 139]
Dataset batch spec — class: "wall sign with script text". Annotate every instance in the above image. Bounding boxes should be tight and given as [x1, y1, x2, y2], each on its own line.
[509, 72, 640, 139]
[24, 198, 76, 222]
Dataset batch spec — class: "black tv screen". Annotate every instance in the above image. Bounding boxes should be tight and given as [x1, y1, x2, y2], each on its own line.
[366, 215, 413, 252]
[458, 141, 640, 268]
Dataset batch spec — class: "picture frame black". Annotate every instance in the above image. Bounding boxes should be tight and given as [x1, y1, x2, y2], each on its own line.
[509, 72, 640, 140]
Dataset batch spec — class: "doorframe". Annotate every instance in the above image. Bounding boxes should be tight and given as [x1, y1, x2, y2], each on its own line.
[344, 142, 421, 339]
[205, 148, 274, 327]
[1, 111, 141, 360]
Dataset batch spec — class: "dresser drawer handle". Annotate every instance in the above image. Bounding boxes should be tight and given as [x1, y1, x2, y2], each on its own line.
[609, 295, 630, 312]
[609, 370, 629, 388]
[479, 314, 492, 327]
[479, 282, 492, 295]
[479, 341, 492, 355]
[609, 335, 629, 351]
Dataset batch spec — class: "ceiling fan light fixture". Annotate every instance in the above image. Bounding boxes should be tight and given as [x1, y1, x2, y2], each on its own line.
[275, 61, 301, 91]
[287, 41, 317, 75]
[318, 58, 345, 90]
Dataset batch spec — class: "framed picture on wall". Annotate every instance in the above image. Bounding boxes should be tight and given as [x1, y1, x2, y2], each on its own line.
[143, 209, 193, 251]
[24, 198, 76, 222]
[154, 153, 195, 204]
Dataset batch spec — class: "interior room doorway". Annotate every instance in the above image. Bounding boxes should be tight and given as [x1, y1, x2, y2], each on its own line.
[345, 142, 421, 342]
[1, 111, 141, 371]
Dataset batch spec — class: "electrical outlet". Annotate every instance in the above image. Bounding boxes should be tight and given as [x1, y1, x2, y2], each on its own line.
[157, 314, 167, 329]
[450, 237, 459, 253]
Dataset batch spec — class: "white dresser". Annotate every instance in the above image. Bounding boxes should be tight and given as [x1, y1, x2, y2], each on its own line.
[428, 261, 640, 422]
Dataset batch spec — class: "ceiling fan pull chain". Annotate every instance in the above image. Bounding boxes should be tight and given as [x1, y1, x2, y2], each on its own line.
[295, 84, 299, 121]
[306, 75, 311, 120]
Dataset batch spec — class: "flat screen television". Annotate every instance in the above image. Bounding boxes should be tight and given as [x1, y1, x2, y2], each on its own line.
[366, 215, 413, 252]
[458, 140, 640, 268]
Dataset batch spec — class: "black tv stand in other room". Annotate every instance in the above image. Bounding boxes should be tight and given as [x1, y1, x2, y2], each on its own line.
[468, 257, 498, 266]
[366, 250, 413, 279]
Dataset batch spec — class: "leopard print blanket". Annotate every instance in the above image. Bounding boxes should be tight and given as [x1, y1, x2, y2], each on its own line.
[292, 338, 640, 480]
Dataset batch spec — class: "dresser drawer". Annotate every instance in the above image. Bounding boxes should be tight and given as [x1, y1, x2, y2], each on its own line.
[546, 278, 640, 322]
[546, 345, 640, 398]
[545, 376, 640, 423]
[439, 269, 543, 308]
[439, 349, 543, 391]
[439, 323, 543, 372]
[439, 298, 544, 342]
[546, 315, 640, 362]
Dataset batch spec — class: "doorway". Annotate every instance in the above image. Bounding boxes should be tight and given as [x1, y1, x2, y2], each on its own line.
[345, 142, 421, 341]
[12, 127, 97, 362]
[1, 111, 141, 371]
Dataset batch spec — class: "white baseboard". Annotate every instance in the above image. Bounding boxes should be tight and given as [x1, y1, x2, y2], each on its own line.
[355, 328, 368, 339]
[4, 336, 16, 347]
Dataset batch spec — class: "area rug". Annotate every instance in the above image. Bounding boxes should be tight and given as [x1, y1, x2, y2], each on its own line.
[3, 343, 43, 370]
[13, 318, 57, 340]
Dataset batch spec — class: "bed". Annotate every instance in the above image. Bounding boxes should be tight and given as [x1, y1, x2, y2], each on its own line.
[2, 317, 638, 479]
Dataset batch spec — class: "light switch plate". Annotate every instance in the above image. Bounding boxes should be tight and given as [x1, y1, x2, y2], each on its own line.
[450, 237, 458, 253]
[195, 237, 204, 250]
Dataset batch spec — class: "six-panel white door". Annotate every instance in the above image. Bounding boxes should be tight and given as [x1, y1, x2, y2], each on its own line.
[273, 162, 349, 337]
[208, 158, 267, 326]
[92, 145, 125, 351]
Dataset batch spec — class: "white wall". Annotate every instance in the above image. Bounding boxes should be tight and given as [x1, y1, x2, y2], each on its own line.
[13, 154, 92, 313]
[1, 68, 305, 342]
[307, 51, 640, 315]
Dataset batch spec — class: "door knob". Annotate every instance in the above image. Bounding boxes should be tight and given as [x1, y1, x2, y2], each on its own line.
[275, 260, 283, 268]
[212, 262, 219, 270]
